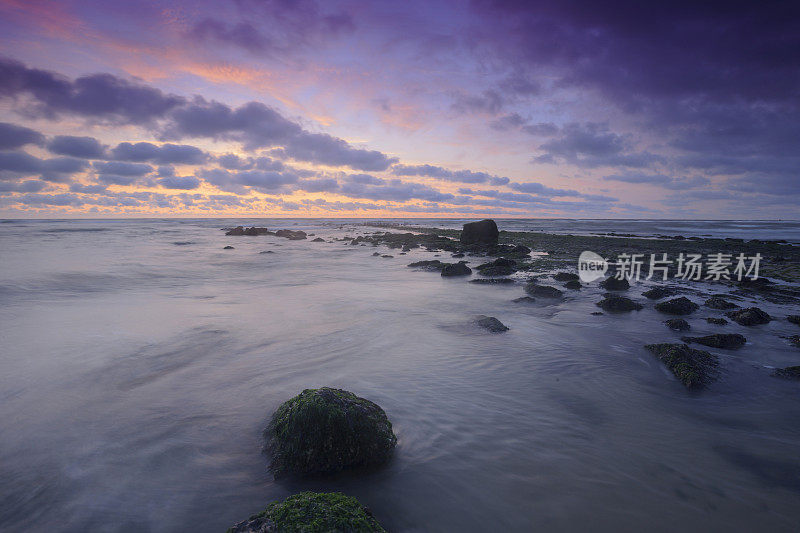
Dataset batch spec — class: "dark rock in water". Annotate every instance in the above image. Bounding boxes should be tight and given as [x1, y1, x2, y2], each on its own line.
[476, 257, 517, 276]
[599, 277, 630, 291]
[381, 255, 393, 258]
[772, 366, 800, 380]
[225, 226, 272, 236]
[591, 311, 604, 315]
[407, 259, 445, 271]
[682, 333, 746, 349]
[311, 237, 325, 242]
[707, 317, 728, 325]
[452, 253, 465, 258]
[524, 283, 563, 298]
[259, 250, 274, 254]
[726, 307, 771, 326]
[460, 219, 499, 245]
[223, 245, 234, 249]
[275, 229, 307, 240]
[738, 277, 773, 290]
[644, 343, 719, 389]
[788, 315, 800, 326]
[401, 246, 411, 252]
[564, 280, 582, 290]
[228, 491, 386, 533]
[665, 318, 690, 331]
[372, 252, 381, 256]
[787, 335, 800, 348]
[441, 262, 472, 277]
[470, 278, 515, 284]
[474, 315, 509, 332]
[513, 296, 536, 303]
[266, 387, 397, 477]
[642, 286, 676, 300]
[655, 297, 699, 315]
[597, 296, 642, 312]
[704, 297, 738, 310]
[553, 272, 579, 282]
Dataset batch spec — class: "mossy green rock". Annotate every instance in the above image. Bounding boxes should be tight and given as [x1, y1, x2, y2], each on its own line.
[266, 388, 397, 477]
[644, 343, 719, 389]
[228, 492, 385, 533]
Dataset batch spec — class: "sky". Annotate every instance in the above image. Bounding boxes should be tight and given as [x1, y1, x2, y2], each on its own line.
[0, 0, 798, 218]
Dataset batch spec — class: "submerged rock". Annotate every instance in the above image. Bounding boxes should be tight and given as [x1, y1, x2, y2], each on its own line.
[524, 283, 563, 298]
[441, 262, 472, 277]
[225, 226, 272, 236]
[596, 296, 642, 312]
[372, 252, 381, 256]
[682, 333, 746, 350]
[725, 307, 772, 326]
[644, 343, 719, 389]
[642, 286, 676, 300]
[470, 278, 515, 284]
[787, 335, 800, 348]
[512, 296, 536, 303]
[265, 387, 397, 477]
[223, 245, 234, 249]
[788, 315, 800, 326]
[706, 317, 728, 325]
[311, 237, 325, 242]
[665, 318, 690, 331]
[772, 366, 800, 380]
[473, 315, 509, 332]
[553, 272, 579, 282]
[460, 219, 499, 245]
[704, 297, 738, 310]
[476, 257, 517, 276]
[655, 297, 699, 315]
[407, 259, 445, 271]
[563, 280, 582, 290]
[259, 250, 274, 254]
[228, 491, 385, 533]
[275, 229, 307, 240]
[599, 277, 630, 291]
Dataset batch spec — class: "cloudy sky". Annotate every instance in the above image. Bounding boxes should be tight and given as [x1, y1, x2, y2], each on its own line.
[0, 0, 798, 218]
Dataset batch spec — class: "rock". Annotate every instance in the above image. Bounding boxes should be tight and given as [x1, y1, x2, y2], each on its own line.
[725, 307, 772, 326]
[644, 343, 719, 389]
[452, 253, 465, 258]
[682, 333, 746, 350]
[407, 260, 445, 271]
[228, 491, 386, 533]
[564, 280, 582, 290]
[706, 317, 728, 325]
[274, 229, 307, 240]
[788, 315, 800, 326]
[223, 245, 234, 249]
[553, 272, 579, 282]
[474, 315, 509, 332]
[704, 297, 738, 310]
[225, 226, 272, 236]
[476, 257, 517, 276]
[665, 318, 690, 331]
[460, 219, 499, 245]
[771, 366, 800, 380]
[596, 296, 643, 312]
[266, 388, 397, 477]
[599, 276, 630, 290]
[259, 250, 274, 254]
[787, 335, 800, 348]
[372, 252, 381, 256]
[655, 297, 699, 315]
[441, 262, 472, 277]
[513, 296, 536, 303]
[381, 255, 393, 258]
[642, 287, 676, 300]
[524, 283, 563, 298]
[591, 311, 604, 315]
[470, 278, 515, 284]
[311, 237, 325, 242]
[738, 277, 773, 290]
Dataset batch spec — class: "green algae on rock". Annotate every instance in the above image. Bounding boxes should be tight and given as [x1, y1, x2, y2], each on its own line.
[266, 388, 397, 478]
[228, 492, 385, 533]
[644, 343, 719, 389]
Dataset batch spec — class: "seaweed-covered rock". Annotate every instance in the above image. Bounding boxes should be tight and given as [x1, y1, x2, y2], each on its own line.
[644, 343, 719, 389]
[682, 333, 746, 350]
[707, 317, 728, 325]
[726, 307, 771, 326]
[460, 219, 499, 245]
[564, 280, 582, 290]
[599, 277, 630, 291]
[655, 297, 699, 315]
[228, 492, 385, 533]
[642, 286, 676, 300]
[473, 315, 509, 332]
[553, 272, 579, 282]
[275, 229, 307, 240]
[596, 296, 642, 312]
[407, 260, 445, 271]
[665, 318, 690, 331]
[266, 388, 397, 477]
[787, 315, 800, 326]
[476, 257, 517, 276]
[441, 262, 472, 277]
[704, 297, 738, 310]
[524, 283, 563, 298]
[772, 366, 800, 380]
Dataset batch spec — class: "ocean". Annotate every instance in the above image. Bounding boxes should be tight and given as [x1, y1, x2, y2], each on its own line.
[1, 218, 799, 532]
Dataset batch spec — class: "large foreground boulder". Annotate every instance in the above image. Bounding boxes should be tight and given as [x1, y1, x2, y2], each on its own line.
[228, 492, 385, 533]
[266, 388, 397, 477]
[460, 219, 499, 245]
[644, 343, 719, 389]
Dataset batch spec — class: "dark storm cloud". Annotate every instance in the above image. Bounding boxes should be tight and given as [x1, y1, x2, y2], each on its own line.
[46, 135, 107, 158]
[391, 164, 509, 185]
[110, 142, 208, 165]
[535, 123, 664, 168]
[0, 122, 44, 150]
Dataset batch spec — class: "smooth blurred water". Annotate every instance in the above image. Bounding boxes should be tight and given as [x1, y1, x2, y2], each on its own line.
[1, 219, 799, 532]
